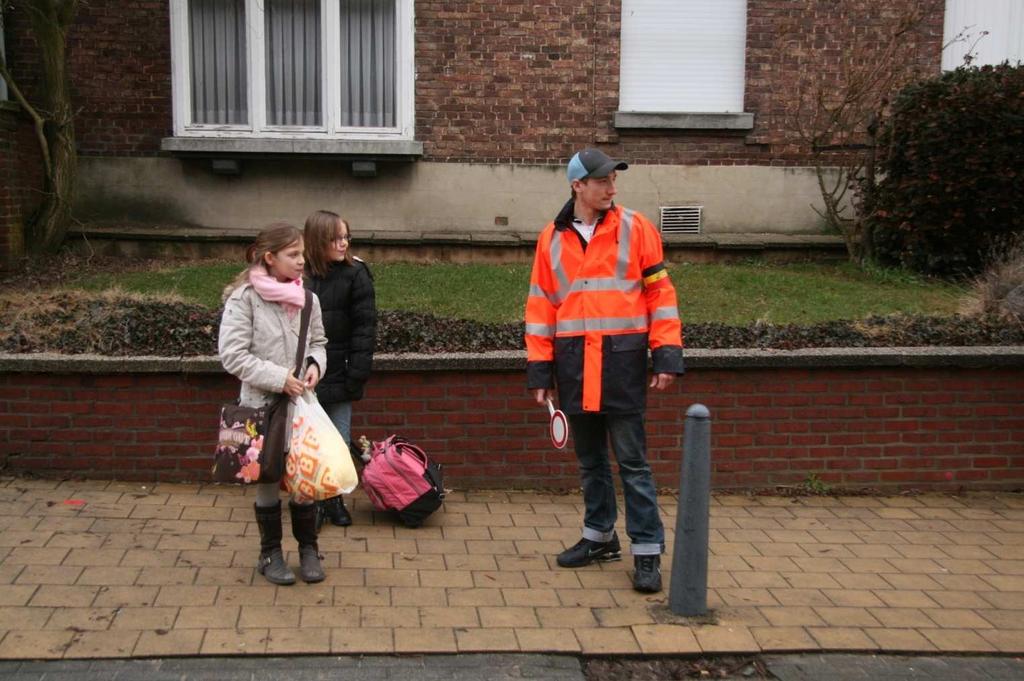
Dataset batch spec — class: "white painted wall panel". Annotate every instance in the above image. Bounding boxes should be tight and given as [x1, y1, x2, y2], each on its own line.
[943, 0, 1024, 70]
[619, 0, 747, 113]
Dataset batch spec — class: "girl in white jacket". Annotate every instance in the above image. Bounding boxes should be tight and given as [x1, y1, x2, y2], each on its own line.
[219, 223, 328, 585]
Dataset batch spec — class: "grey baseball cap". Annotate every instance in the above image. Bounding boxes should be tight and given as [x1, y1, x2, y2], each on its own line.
[566, 148, 628, 182]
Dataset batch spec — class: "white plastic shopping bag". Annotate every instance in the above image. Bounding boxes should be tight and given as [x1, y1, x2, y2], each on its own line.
[283, 391, 358, 503]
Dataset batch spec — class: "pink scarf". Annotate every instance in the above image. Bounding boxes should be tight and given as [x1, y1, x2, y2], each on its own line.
[249, 266, 306, 318]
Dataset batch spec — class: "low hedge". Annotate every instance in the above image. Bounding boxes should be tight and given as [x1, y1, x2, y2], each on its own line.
[2, 293, 1022, 356]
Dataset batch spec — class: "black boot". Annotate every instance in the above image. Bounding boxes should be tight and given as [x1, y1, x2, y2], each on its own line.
[254, 502, 295, 586]
[316, 495, 352, 532]
[290, 501, 325, 583]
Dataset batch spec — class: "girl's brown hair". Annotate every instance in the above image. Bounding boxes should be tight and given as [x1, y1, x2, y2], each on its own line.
[222, 222, 304, 301]
[303, 210, 352, 278]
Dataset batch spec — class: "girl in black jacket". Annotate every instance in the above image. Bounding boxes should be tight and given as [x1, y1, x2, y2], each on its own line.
[303, 210, 377, 529]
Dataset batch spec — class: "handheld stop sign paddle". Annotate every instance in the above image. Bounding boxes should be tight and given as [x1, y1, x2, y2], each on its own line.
[546, 397, 569, 449]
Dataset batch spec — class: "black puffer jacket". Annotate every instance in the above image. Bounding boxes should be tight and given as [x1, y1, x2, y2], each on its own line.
[304, 259, 377, 404]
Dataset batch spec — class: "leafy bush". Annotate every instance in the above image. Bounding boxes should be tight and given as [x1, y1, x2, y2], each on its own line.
[867, 63, 1024, 277]
[2, 293, 1022, 356]
[0, 291, 219, 356]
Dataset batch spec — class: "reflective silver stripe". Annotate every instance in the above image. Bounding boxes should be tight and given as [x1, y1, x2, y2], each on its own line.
[568, 277, 641, 294]
[617, 208, 635, 280]
[651, 306, 679, 321]
[549, 230, 570, 304]
[525, 323, 556, 336]
[556, 316, 649, 333]
[548, 209, 639, 306]
[529, 284, 559, 304]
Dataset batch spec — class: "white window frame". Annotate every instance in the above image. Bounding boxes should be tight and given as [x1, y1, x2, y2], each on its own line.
[168, 0, 415, 141]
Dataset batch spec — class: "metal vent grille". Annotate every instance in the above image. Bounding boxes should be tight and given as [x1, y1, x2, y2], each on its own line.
[659, 206, 702, 234]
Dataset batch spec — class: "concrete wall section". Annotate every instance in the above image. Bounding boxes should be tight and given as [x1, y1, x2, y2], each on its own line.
[76, 158, 834, 235]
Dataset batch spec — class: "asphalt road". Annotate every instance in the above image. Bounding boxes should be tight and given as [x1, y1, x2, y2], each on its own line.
[1, 653, 1023, 681]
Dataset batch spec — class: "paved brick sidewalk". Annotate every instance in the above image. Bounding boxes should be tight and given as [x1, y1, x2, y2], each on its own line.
[0, 478, 1022, 660]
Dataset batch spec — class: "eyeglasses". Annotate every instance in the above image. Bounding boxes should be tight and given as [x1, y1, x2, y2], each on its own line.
[334, 235, 351, 243]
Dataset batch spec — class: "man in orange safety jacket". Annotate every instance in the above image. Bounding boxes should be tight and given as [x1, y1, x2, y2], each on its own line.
[525, 148, 684, 593]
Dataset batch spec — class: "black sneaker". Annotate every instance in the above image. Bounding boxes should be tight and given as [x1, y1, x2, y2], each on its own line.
[556, 533, 622, 568]
[632, 554, 662, 593]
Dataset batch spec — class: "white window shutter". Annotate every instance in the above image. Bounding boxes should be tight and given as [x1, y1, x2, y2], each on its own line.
[619, 0, 747, 113]
[943, 0, 1024, 70]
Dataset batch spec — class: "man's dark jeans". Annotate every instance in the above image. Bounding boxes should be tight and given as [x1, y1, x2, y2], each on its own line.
[567, 411, 664, 555]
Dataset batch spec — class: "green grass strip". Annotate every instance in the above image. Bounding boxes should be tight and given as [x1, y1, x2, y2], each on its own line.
[69, 260, 965, 325]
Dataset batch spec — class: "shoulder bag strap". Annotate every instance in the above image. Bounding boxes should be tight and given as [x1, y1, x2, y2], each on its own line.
[292, 289, 313, 378]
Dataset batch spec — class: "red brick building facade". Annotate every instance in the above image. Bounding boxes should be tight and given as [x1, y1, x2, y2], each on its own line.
[5, 1, 944, 160]
[0, 1, 947, 260]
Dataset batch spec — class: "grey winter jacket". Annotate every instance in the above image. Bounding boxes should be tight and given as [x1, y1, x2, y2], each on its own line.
[218, 284, 328, 412]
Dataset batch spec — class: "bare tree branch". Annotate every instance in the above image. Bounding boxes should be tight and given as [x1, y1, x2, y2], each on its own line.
[1, 0, 81, 254]
[0, 58, 54, 180]
[777, 0, 930, 264]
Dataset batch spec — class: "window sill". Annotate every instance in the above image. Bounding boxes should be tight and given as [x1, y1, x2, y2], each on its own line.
[614, 111, 754, 130]
[160, 136, 423, 160]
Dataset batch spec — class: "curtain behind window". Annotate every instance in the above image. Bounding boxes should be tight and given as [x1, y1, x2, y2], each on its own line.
[189, 0, 248, 124]
[266, 0, 322, 126]
[340, 0, 396, 127]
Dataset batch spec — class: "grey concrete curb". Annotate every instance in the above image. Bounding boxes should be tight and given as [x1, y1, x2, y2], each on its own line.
[0, 654, 587, 681]
[73, 225, 845, 251]
[2, 346, 1023, 374]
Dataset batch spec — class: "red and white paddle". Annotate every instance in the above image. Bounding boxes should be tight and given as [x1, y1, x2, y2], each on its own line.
[546, 397, 569, 449]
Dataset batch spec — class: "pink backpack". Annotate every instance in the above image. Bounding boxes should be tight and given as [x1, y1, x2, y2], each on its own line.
[361, 435, 444, 527]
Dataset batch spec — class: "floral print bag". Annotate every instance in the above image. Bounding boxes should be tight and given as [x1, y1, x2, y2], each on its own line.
[213, 398, 291, 484]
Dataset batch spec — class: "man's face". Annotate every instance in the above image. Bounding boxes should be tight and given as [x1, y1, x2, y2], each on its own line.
[573, 171, 617, 213]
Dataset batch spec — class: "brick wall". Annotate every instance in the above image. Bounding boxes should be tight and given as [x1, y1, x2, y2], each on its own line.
[3, 0, 944, 164]
[4, 1, 172, 157]
[0, 103, 42, 267]
[0, 106, 19, 266]
[2, 364, 1021, 490]
[416, 0, 944, 165]
[69, 2, 173, 156]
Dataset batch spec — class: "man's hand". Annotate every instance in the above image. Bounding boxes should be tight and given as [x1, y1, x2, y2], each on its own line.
[532, 388, 553, 405]
[649, 373, 675, 391]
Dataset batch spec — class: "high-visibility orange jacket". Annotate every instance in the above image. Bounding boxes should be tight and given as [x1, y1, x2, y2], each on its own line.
[525, 200, 684, 415]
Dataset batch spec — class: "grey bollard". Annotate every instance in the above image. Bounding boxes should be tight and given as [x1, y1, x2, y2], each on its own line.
[669, 403, 711, 617]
